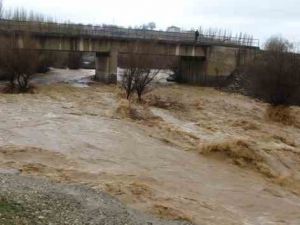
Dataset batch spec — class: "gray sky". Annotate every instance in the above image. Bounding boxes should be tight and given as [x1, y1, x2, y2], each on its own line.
[3, 0, 300, 44]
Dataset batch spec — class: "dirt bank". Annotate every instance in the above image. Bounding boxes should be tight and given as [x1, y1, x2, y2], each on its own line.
[0, 174, 191, 225]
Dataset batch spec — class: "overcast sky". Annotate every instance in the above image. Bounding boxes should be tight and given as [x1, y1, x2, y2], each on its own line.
[3, 0, 300, 44]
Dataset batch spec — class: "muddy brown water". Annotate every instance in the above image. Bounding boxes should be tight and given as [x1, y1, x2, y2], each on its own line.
[0, 69, 300, 225]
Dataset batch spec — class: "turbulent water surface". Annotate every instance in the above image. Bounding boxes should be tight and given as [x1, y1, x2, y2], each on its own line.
[0, 69, 300, 225]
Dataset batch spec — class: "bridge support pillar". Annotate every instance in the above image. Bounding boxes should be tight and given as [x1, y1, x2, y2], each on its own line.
[95, 51, 118, 84]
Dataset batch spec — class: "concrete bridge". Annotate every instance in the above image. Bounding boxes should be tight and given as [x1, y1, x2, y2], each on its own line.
[0, 19, 259, 84]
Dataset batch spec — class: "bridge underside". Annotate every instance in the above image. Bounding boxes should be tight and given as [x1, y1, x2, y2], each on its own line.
[94, 53, 209, 84]
[93, 47, 257, 84]
[33, 35, 210, 84]
[0, 33, 258, 84]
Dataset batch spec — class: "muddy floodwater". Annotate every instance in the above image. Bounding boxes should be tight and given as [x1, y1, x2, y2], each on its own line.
[1, 69, 300, 225]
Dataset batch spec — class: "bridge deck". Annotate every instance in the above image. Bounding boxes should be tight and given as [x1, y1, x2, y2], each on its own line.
[0, 19, 259, 48]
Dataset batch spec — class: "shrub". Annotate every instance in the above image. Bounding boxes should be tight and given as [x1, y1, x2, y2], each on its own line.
[121, 67, 136, 100]
[0, 34, 39, 92]
[246, 36, 300, 106]
[134, 68, 159, 101]
[121, 41, 161, 101]
[145, 94, 185, 110]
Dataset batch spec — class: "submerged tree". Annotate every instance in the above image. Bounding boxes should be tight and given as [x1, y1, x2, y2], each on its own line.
[122, 65, 136, 100]
[134, 68, 159, 101]
[121, 41, 161, 101]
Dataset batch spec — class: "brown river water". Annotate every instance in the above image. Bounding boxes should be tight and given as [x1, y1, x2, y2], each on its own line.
[0, 69, 300, 225]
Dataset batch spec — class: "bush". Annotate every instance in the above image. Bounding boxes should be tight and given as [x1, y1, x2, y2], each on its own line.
[121, 41, 160, 101]
[246, 37, 300, 106]
[122, 61, 159, 101]
[145, 94, 185, 110]
[0, 34, 39, 92]
[122, 67, 136, 100]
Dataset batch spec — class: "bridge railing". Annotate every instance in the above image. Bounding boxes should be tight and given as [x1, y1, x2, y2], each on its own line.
[0, 19, 260, 48]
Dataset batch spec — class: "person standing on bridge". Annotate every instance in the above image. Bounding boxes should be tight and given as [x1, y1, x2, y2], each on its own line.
[195, 30, 200, 42]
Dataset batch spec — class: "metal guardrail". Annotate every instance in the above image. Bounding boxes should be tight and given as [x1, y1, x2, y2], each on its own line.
[0, 19, 260, 48]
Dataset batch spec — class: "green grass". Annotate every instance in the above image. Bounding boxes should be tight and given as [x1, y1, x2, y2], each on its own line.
[0, 199, 23, 214]
[0, 197, 32, 225]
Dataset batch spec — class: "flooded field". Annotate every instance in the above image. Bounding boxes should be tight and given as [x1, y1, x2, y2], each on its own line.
[0, 69, 300, 225]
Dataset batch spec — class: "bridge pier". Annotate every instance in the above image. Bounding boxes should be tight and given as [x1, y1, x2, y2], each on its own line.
[95, 51, 118, 84]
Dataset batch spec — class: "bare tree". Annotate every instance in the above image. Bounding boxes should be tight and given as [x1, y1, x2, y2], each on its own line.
[121, 41, 161, 101]
[122, 61, 159, 101]
[122, 65, 136, 100]
[246, 36, 300, 105]
[0, 33, 39, 92]
[137, 22, 156, 30]
[148, 22, 156, 30]
[134, 68, 159, 101]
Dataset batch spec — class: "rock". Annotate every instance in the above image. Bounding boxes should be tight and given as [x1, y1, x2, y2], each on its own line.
[0, 174, 192, 225]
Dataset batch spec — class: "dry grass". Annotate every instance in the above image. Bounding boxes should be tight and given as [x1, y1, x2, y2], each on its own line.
[104, 181, 155, 204]
[115, 99, 158, 121]
[0, 84, 37, 94]
[145, 94, 186, 110]
[128, 182, 154, 199]
[150, 204, 192, 223]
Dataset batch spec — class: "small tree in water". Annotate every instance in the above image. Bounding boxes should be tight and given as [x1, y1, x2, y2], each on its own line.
[134, 68, 159, 101]
[122, 65, 136, 100]
[122, 66, 159, 101]
[121, 41, 160, 101]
